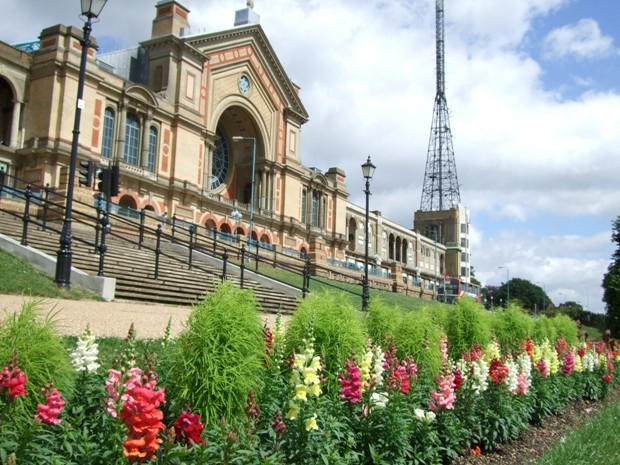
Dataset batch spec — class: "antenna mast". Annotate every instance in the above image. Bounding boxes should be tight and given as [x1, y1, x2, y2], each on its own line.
[419, 0, 461, 211]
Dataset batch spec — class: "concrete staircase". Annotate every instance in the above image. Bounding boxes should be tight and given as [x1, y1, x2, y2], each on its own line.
[0, 210, 300, 314]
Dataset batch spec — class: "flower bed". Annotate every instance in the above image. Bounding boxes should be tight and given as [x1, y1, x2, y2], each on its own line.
[1, 285, 618, 464]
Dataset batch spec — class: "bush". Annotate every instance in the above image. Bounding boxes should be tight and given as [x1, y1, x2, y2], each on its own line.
[531, 315, 557, 343]
[364, 298, 401, 347]
[551, 314, 579, 345]
[0, 300, 75, 411]
[445, 299, 493, 359]
[166, 281, 266, 426]
[392, 309, 445, 378]
[491, 305, 533, 354]
[285, 291, 366, 391]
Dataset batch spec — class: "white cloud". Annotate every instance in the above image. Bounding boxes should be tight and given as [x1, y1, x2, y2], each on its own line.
[3, 0, 618, 313]
[543, 18, 617, 60]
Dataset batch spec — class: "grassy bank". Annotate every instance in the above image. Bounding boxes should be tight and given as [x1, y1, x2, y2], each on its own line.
[0, 248, 101, 301]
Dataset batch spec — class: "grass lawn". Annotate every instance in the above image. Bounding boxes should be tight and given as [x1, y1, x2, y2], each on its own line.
[534, 394, 620, 465]
[0, 248, 102, 301]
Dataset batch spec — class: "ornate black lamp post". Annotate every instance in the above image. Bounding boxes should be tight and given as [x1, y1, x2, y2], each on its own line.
[55, 0, 108, 287]
[361, 156, 376, 311]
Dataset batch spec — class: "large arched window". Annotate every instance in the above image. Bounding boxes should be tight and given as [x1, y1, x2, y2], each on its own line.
[124, 113, 140, 166]
[102, 108, 115, 159]
[211, 128, 230, 190]
[147, 126, 158, 172]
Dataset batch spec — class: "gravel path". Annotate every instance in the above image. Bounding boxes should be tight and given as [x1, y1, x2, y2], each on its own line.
[0, 294, 286, 339]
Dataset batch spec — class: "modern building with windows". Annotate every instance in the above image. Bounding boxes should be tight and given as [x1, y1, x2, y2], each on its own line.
[0, 1, 448, 298]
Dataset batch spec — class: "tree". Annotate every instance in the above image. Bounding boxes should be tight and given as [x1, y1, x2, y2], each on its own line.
[602, 216, 620, 337]
[485, 278, 550, 313]
[560, 301, 584, 321]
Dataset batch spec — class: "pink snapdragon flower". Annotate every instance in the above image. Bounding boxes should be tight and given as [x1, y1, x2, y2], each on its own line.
[562, 350, 576, 376]
[35, 387, 65, 425]
[429, 371, 456, 411]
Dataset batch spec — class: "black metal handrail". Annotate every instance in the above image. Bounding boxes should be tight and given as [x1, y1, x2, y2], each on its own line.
[0, 170, 369, 304]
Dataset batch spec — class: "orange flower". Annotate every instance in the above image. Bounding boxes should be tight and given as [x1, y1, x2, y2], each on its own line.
[120, 385, 166, 462]
[471, 445, 481, 455]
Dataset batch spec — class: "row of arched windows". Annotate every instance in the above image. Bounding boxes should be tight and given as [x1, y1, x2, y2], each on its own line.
[388, 233, 408, 265]
[102, 107, 158, 172]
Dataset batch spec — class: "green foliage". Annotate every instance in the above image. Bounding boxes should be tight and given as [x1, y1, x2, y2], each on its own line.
[534, 397, 620, 465]
[366, 301, 444, 377]
[0, 249, 102, 300]
[530, 315, 557, 343]
[285, 291, 366, 387]
[491, 305, 533, 354]
[364, 298, 401, 347]
[603, 216, 620, 337]
[0, 300, 75, 409]
[392, 309, 445, 378]
[445, 299, 493, 359]
[166, 281, 266, 426]
[550, 314, 579, 345]
[475, 385, 533, 451]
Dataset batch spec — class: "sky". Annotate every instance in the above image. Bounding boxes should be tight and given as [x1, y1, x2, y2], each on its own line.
[4, 0, 619, 313]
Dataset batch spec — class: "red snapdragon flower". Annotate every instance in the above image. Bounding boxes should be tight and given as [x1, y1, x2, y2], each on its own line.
[1, 361, 27, 401]
[462, 345, 483, 362]
[522, 339, 534, 358]
[555, 338, 568, 358]
[536, 359, 549, 378]
[35, 387, 65, 425]
[270, 409, 286, 437]
[264, 325, 274, 356]
[453, 368, 464, 391]
[489, 359, 509, 385]
[339, 358, 362, 403]
[245, 389, 261, 420]
[173, 411, 204, 447]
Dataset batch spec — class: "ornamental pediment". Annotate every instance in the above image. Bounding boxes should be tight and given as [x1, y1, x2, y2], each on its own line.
[123, 83, 159, 108]
[186, 25, 308, 123]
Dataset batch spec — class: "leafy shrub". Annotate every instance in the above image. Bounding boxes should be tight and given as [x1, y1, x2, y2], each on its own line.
[491, 305, 533, 354]
[392, 309, 445, 378]
[364, 298, 401, 347]
[367, 302, 444, 377]
[551, 314, 579, 345]
[166, 281, 266, 426]
[531, 315, 557, 343]
[0, 300, 74, 410]
[445, 299, 493, 359]
[285, 291, 366, 391]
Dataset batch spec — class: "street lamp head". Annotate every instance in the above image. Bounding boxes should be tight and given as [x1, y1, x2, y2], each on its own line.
[233, 135, 255, 143]
[81, 0, 108, 18]
[361, 156, 376, 180]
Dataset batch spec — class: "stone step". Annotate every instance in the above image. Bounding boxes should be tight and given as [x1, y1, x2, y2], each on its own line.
[0, 210, 299, 313]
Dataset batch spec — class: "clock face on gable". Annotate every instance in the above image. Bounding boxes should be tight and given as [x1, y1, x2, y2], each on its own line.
[239, 75, 251, 95]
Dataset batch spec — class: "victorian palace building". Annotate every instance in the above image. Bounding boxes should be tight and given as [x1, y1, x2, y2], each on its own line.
[0, 1, 469, 299]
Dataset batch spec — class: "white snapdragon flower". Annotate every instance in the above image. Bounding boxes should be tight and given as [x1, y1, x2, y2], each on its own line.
[371, 391, 389, 408]
[71, 328, 100, 373]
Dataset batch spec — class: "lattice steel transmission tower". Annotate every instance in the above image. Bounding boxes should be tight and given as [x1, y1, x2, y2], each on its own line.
[420, 0, 461, 212]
